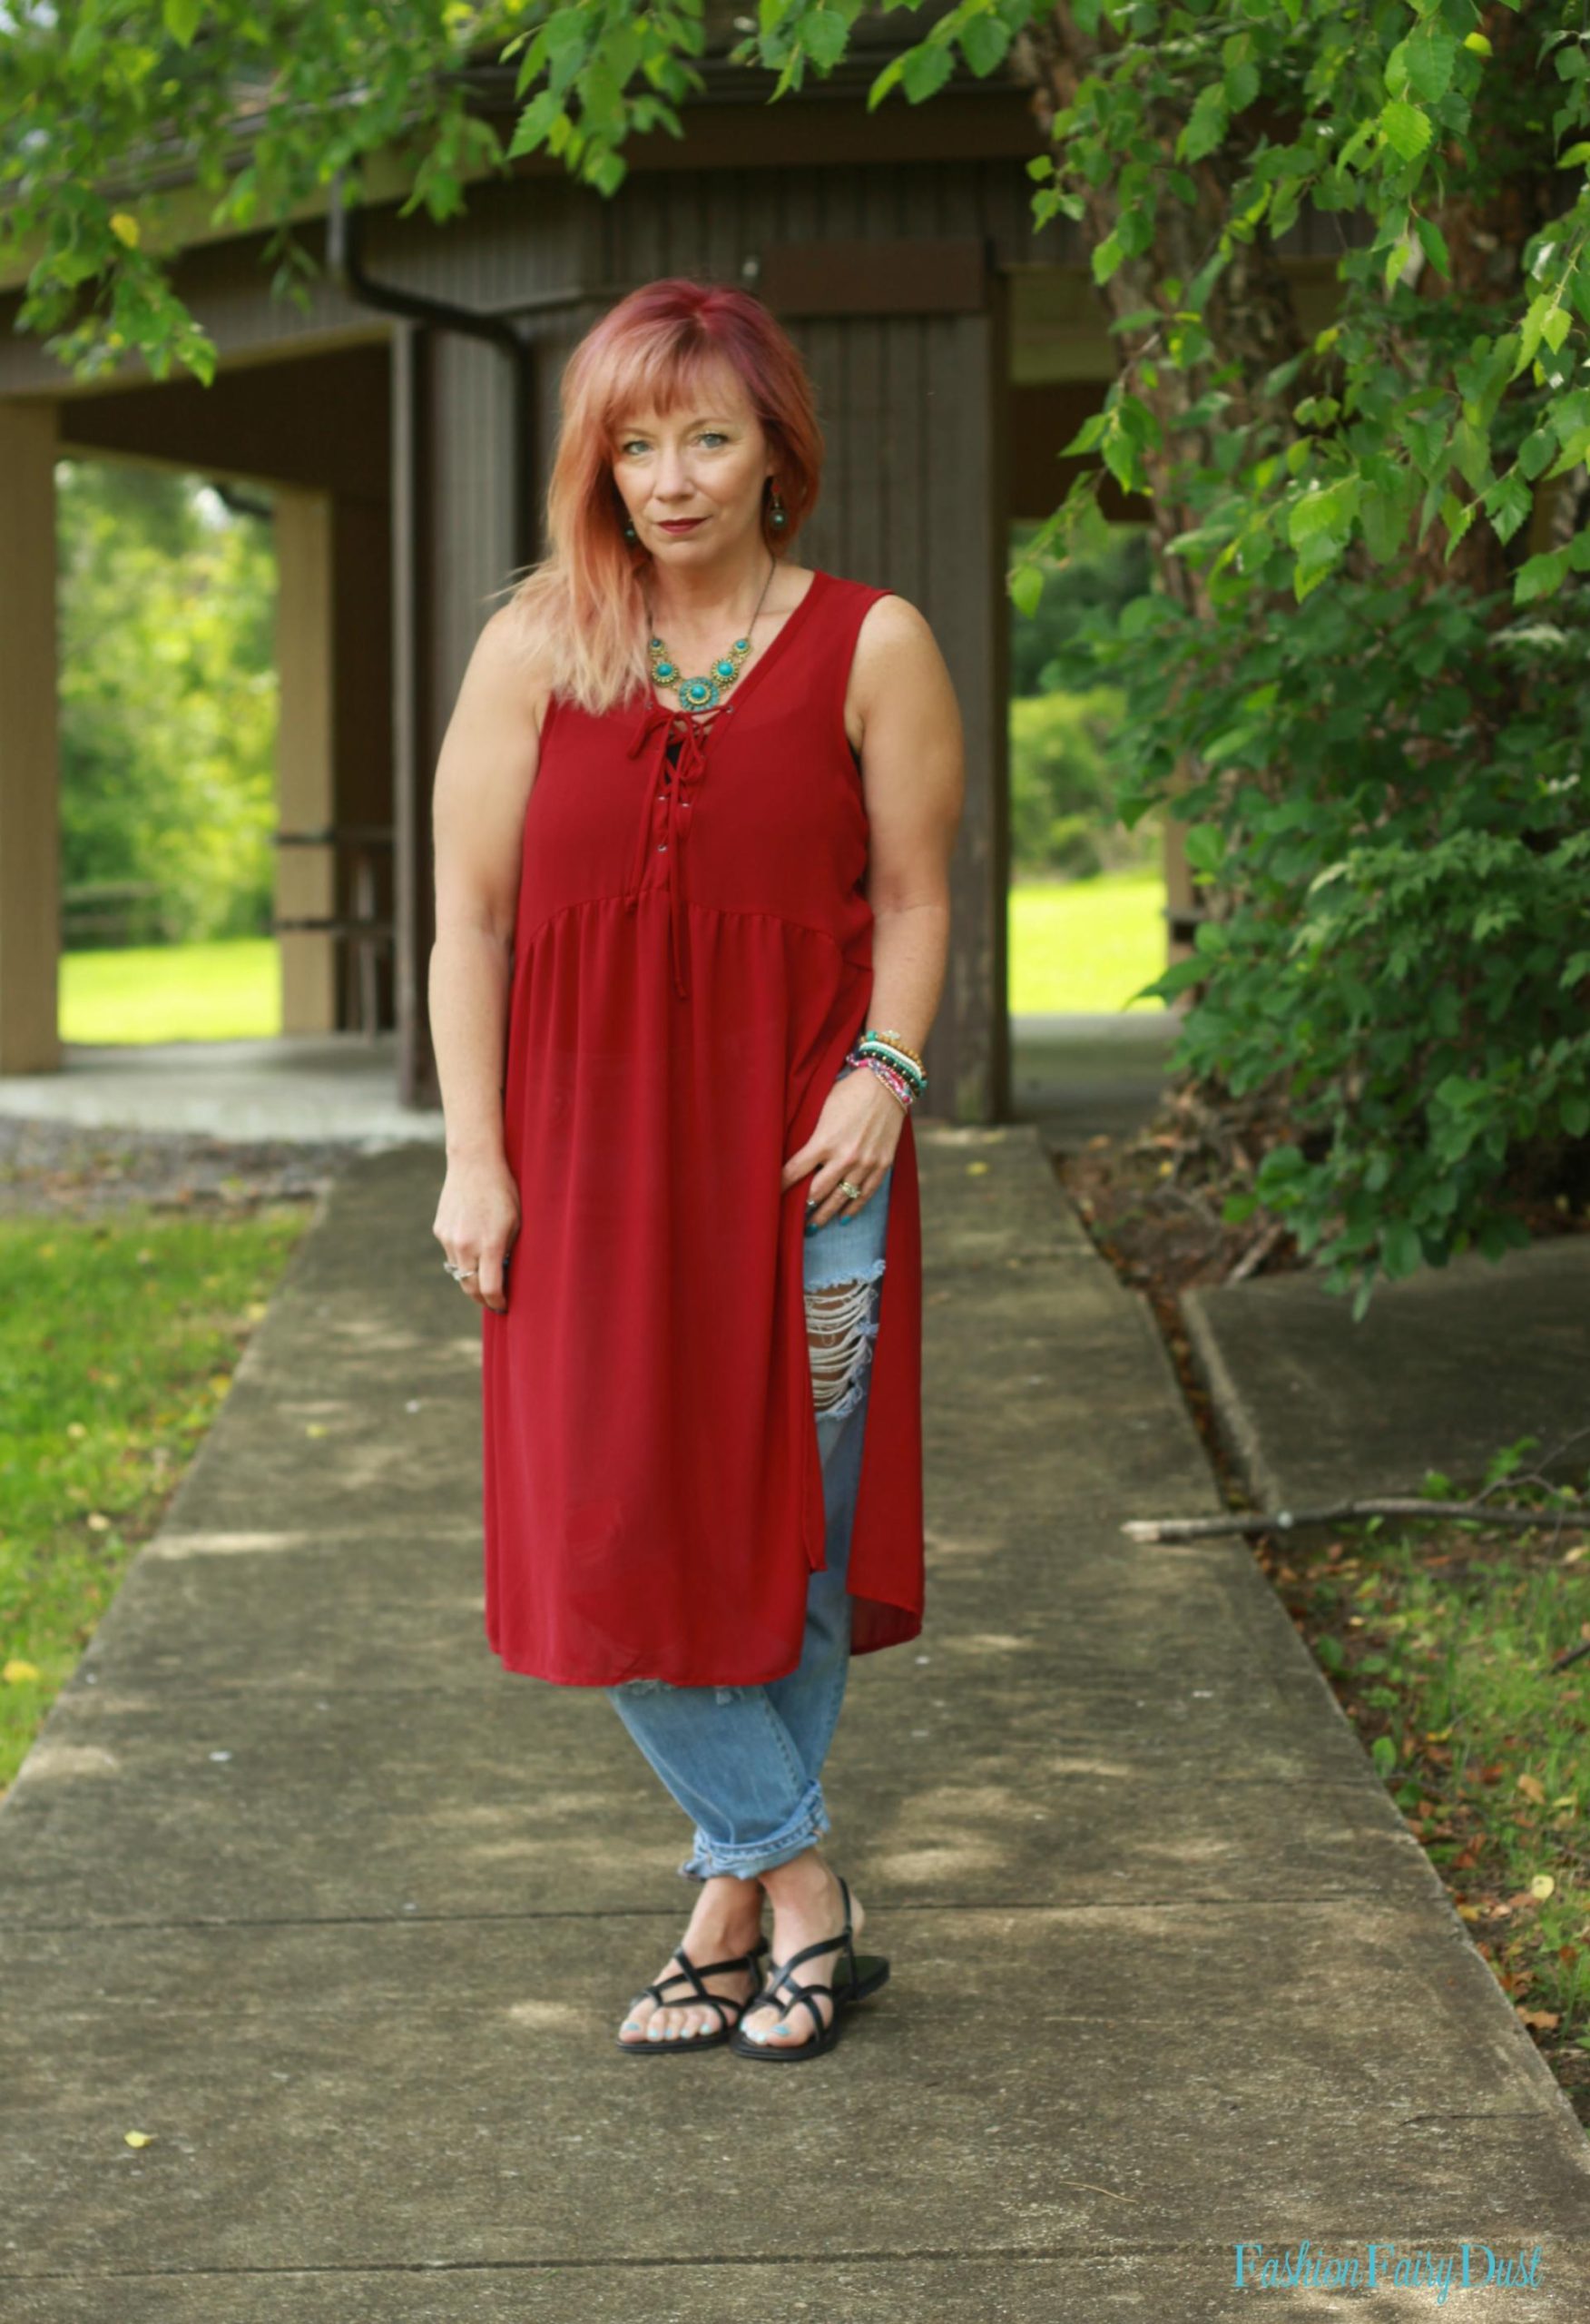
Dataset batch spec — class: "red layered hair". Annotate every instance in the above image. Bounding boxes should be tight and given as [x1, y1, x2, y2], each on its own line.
[497, 277, 825, 718]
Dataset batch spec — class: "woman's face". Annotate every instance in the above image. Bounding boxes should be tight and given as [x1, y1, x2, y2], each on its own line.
[610, 366, 774, 561]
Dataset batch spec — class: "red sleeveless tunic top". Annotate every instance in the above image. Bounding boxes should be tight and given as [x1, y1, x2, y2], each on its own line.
[480, 566, 925, 1686]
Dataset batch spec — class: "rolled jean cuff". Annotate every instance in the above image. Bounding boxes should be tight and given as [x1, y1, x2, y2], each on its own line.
[675, 1776, 831, 1883]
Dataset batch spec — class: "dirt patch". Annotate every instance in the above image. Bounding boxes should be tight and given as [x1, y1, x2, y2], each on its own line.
[0, 1114, 365, 1221]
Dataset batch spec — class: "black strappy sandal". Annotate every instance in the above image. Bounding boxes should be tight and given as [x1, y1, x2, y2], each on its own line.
[615, 1931, 770, 2055]
[729, 1875, 890, 2063]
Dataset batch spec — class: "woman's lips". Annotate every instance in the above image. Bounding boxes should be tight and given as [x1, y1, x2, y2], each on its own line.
[657, 517, 705, 531]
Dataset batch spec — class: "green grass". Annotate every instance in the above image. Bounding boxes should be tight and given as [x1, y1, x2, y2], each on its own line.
[1273, 1500, 1590, 2060]
[61, 938, 282, 1044]
[1009, 869, 1171, 1015]
[55, 875, 1172, 1046]
[0, 1204, 315, 1792]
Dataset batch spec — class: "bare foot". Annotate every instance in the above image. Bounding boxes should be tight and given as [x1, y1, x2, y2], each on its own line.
[738, 1850, 864, 2050]
[618, 1874, 765, 2046]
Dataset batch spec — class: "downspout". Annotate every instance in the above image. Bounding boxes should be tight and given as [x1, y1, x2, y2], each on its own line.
[326, 175, 639, 563]
[325, 172, 535, 567]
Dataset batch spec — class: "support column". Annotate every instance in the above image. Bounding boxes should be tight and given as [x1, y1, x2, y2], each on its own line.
[0, 400, 61, 1073]
[273, 486, 337, 1034]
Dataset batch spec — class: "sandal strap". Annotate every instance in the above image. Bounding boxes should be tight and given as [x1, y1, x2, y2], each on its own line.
[751, 1971, 833, 2043]
[685, 1935, 770, 1981]
[764, 1900, 857, 1986]
[634, 1932, 769, 2014]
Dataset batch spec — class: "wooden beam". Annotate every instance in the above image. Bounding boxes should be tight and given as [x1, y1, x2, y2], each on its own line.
[0, 401, 61, 1073]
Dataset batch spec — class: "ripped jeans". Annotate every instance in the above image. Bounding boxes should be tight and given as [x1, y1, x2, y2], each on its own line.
[604, 1123, 893, 1886]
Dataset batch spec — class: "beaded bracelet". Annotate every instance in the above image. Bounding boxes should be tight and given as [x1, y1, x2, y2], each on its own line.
[857, 1028, 927, 1101]
[865, 1025, 926, 1070]
[845, 1048, 913, 1111]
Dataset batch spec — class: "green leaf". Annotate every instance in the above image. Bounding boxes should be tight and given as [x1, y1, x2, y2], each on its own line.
[1060, 411, 1109, 456]
[1360, 483, 1407, 563]
[1092, 233, 1124, 285]
[1482, 469, 1533, 544]
[1180, 84, 1230, 164]
[1224, 60, 1259, 111]
[1516, 423, 1558, 479]
[1010, 565, 1044, 617]
[901, 43, 956, 102]
[1380, 101, 1433, 162]
[1288, 475, 1360, 547]
[1414, 215, 1450, 279]
[959, 15, 1013, 76]
[1385, 1226, 1422, 1283]
[1452, 418, 1491, 490]
[803, 8, 854, 71]
[1101, 425, 1141, 493]
[1515, 547, 1570, 602]
[1404, 27, 1458, 103]
[1516, 292, 1556, 375]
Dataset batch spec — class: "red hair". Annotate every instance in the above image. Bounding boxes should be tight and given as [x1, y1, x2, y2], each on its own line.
[496, 277, 825, 717]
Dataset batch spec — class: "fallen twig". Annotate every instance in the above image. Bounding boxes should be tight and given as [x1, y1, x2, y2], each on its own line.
[1123, 1496, 1590, 1541]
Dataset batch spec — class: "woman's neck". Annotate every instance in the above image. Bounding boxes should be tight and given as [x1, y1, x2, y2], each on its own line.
[645, 550, 783, 639]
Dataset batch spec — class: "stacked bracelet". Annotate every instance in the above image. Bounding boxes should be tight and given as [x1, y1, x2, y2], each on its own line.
[846, 1024, 929, 1114]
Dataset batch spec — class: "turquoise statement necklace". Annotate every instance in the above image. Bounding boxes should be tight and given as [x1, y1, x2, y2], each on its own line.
[647, 556, 778, 712]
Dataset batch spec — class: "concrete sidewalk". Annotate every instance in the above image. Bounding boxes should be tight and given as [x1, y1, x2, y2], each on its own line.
[3, 1125, 1587, 2320]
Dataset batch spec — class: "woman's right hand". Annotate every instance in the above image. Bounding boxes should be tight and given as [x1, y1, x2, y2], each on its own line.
[434, 1157, 520, 1315]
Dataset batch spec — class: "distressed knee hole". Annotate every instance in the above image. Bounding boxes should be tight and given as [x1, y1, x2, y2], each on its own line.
[805, 1272, 884, 1419]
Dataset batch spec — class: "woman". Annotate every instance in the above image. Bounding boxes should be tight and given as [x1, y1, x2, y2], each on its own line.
[429, 278, 964, 2063]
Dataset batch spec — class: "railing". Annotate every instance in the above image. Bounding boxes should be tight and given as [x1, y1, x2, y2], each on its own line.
[270, 825, 395, 1040]
[1164, 901, 1212, 947]
[61, 879, 172, 950]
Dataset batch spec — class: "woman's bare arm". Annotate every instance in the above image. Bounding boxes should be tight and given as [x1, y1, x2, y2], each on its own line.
[856, 593, 964, 1059]
[429, 606, 548, 1166]
[783, 593, 965, 1219]
[428, 606, 548, 1312]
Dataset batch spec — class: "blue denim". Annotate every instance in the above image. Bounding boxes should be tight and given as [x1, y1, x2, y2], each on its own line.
[605, 1088, 893, 1884]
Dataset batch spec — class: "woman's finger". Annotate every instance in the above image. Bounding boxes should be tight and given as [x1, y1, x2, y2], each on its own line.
[805, 1164, 877, 1228]
[467, 1253, 514, 1313]
[476, 1250, 510, 1314]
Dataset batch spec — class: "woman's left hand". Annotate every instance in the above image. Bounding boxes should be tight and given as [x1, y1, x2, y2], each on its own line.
[781, 1066, 905, 1228]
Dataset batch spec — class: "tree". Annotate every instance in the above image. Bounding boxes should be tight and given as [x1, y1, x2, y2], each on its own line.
[6, 0, 1590, 1311]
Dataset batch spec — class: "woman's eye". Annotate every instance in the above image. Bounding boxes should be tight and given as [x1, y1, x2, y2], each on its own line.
[619, 433, 727, 455]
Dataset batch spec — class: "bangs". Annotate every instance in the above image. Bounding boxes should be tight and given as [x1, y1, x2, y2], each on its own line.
[601, 334, 746, 443]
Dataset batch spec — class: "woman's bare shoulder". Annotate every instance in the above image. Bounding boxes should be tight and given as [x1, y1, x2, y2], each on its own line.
[851, 590, 949, 716]
[478, 598, 559, 739]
